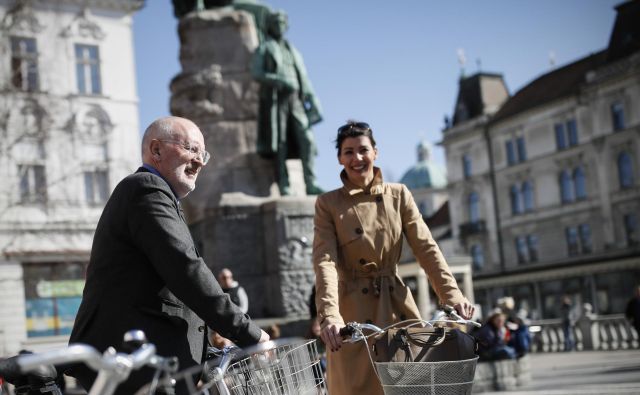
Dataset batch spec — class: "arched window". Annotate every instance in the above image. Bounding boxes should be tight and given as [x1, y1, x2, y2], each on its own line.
[618, 152, 634, 189]
[470, 244, 484, 270]
[469, 192, 479, 224]
[560, 170, 574, 203]
[522, 181, 534, 212]
[574, 167, 586, 200]
[510, 185, 521, 215]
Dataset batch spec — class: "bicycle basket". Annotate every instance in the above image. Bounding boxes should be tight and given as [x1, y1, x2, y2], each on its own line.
[223, 339, 325, 395]
[375, 356, 478, 395]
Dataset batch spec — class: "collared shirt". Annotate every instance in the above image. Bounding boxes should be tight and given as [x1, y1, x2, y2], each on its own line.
[142, 163, 179, 201]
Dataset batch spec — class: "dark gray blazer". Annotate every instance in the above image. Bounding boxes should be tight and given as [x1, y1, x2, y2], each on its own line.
[68, 167, 261, 393]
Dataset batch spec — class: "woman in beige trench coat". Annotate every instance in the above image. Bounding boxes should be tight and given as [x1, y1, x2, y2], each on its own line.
[313, 121, 475, 395]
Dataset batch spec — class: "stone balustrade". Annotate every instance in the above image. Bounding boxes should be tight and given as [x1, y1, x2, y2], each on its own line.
[529, 312, 639, 353]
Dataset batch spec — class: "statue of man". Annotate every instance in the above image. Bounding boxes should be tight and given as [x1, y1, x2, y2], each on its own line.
[251, 10, 323, 195]
[172, 0, 233, 18]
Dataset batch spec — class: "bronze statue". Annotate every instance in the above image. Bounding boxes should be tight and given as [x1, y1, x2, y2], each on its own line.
[172, 0, 233, 18]
[251, 10, 323, 195]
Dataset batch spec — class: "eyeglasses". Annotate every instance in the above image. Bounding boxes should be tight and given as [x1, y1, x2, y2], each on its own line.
[338, 122, 371, 134]
[157, 139, 211, 165]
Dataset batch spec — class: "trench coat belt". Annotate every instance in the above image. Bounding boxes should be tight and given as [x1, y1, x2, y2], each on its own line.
[338, 265, 397, 297]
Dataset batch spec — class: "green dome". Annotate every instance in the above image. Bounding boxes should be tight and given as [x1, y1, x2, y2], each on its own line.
[400, 141, 447, 189]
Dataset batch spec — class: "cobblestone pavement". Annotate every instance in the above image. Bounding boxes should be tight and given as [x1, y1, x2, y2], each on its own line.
[477, 349, 640, 395]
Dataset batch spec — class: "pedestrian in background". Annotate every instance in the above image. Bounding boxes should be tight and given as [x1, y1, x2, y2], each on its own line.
[560, 295, 576, 351]
[475, 308, 517, 361]
[218, 268, 249, 314]
[625, 285, 640, 337]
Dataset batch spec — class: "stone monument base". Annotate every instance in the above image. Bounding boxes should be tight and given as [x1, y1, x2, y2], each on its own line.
[190, 195, 316, 319]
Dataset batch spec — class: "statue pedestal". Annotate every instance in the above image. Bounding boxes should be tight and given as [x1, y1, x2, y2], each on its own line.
[171, 7, 314, 319]
[190, 195, 315, 318]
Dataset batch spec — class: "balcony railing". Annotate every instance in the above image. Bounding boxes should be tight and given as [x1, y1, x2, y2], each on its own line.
[459, 220, 487, 238]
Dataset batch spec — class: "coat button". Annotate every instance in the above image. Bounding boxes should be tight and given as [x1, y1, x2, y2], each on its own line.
[400, 314, 407, 320]
[359, 258, 366, 265]
[198, 325, 205, 332]
[366, 319, 373, 324]
[389, 285, 394, 292]
[362, 287, 368, 294]
[355, 227, 363, 235]
[376, 196, 383, 202]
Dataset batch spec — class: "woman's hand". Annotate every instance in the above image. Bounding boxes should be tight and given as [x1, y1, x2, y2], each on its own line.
[320, 323, 344, 352]
[454, 300, 475, 320]
[258, 329, 271, 343]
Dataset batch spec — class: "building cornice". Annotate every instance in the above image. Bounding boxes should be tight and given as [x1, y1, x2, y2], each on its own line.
[36, 0, 145, 13]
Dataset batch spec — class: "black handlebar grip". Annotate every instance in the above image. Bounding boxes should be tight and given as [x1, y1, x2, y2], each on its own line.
[339, 325, 354, 337]
[0, 355, 23, 384]
[0, 352, 58, 388]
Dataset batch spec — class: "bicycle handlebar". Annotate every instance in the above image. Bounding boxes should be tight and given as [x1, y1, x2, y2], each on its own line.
[340, 306, 481, 343]
[17, 343, 158, 374]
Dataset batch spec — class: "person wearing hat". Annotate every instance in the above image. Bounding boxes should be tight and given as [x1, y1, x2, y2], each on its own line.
[475, 308, 517, 361]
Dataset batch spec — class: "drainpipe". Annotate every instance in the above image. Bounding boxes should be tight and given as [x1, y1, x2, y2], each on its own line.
[484, 121, 506, 272]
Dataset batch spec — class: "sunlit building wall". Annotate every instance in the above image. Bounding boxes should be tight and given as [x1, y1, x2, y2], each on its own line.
[441, 1, 640, 319]
[0, 0, 143, 355]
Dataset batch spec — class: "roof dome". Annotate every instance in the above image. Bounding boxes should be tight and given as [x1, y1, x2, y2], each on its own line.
[400, 140, 447, 189]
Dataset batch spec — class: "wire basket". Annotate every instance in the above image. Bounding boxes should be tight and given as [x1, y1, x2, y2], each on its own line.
[375, 357, 478, 395]
[223, 339, 326, 395]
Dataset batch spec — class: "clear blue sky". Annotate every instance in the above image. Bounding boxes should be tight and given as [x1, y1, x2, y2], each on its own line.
[133, 0, 620, 191]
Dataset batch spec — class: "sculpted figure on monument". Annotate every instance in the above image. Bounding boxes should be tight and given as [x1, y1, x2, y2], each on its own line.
[172, 0, 233, 18]
[251, 10, 323, 195]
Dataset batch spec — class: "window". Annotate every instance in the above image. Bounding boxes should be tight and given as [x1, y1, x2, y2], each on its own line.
[510, 185, 521, 215]
[574, 167, 586, 200]
[565, 227, 579, 256]
[462, 154, 471, 179]
[516, 137, 527, 162]
[75, 44, 102, 94]
[566, 224, 591, 256]
[84, 170, 109, 204]
[618, 152, 634, 189]
[468, 192, 479, 224]
[11, 36, 38, 91]
[567, 119, 578, 146]
[555, 123, 566, 150]
[522, 181, 534, 212]
[23, 262, 86, 337]
[625, 214, 638, 246]
[611, 102, 625, 131]
[19, 165, 47, 204]
[506, 140, 516, 166]
[560, 170, 574, 203]
[506, 137, 526, 165]
[515, 236, 528, 264]
[526, 235, 538, 262]
[578, 224, 592, 254]
[470, 244, 484, 270]
[555, 119, 579, 150]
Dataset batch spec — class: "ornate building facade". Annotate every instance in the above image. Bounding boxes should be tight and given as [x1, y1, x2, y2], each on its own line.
[441, 1, 640, 319]
[0, 0, 143, 355]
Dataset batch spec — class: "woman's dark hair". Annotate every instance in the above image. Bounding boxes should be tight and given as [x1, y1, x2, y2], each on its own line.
[335, 120, 376, 155]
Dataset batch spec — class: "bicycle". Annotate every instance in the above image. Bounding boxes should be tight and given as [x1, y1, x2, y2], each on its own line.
[339, 306, 481, 395]
[145, 337, 326, 395]
[0, 330, 178, 395]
